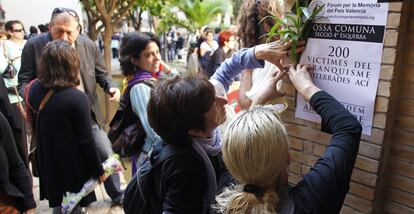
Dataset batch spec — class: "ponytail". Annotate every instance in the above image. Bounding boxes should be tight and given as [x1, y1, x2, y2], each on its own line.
[215, 185, 280, 214]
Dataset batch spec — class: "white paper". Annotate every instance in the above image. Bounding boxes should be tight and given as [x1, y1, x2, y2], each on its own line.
[295, 0, 389, 135]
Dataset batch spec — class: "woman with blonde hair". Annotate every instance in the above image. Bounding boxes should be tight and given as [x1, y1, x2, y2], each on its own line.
[217, 64, 362, 213]
[220, 107, 289, 214]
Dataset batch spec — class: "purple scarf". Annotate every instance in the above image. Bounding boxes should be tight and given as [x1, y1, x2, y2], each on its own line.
[127, 69, 160, 86]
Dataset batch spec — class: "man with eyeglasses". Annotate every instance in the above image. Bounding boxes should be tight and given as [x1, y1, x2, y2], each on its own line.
[17, 7, 124, 206]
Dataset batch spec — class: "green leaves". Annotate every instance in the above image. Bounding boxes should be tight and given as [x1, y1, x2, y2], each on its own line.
[262, 0, 324, 64]
[169, 0, 230, 32]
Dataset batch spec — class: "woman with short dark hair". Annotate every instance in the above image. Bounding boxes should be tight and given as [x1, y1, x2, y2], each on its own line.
[130, 40, 299, 214]
[27, 40, 105, 213]
[38, 40, 80, 88]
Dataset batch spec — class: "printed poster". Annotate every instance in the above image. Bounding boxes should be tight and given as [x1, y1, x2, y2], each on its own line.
[296, 0, 389, 135]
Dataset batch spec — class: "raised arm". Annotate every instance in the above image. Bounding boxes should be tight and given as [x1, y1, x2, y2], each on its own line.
[210, 47, 263, 94]
[289, 64, 362, 213]
[210, 40, 305, 95]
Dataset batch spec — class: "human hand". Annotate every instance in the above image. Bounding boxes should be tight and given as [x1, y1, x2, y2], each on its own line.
[108, 87, 121, 102]
[98, 174, 108, 184]
[160, 60, 171, 73]
[25, 208, 36, 214]
[288, 64, 321, 101]
[254, 40, 306, 70]
[251, 70, 287, 106]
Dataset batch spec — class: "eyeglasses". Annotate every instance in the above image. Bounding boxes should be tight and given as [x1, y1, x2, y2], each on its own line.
[51, 7, 80, 23]
[12, 29, 23, 33]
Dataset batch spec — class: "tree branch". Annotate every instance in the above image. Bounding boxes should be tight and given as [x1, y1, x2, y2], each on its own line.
[81, 0, 100, 18]
[114, 0, 136, 23]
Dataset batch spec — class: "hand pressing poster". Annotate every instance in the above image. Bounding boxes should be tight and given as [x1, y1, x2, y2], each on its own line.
[296, 0, 389, 135]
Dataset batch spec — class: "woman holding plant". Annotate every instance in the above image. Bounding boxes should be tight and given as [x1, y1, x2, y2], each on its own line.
[237, 0, 323, 110]
[237, 0, 289, 111]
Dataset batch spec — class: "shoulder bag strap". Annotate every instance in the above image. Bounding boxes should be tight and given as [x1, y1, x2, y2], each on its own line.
[206, 42, 215, 51]
[2, 41, 9, 60]
[38, 90, 54, 113]
[24, 79, 38, 114]
[30, 89, 54, 155]
[34, 89, 54, 128]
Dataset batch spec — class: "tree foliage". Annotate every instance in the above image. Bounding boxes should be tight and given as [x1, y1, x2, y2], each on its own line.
[80, 0, 137, 70]
[80, 0, 137, 123]
[155, 0, 231, 33]
[231, 0, 242, 21]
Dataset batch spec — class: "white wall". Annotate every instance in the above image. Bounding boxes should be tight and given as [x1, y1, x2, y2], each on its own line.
[2, 0, 83, 31]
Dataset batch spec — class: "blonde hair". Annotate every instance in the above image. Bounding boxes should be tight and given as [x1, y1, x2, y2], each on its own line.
[216, 106, 289, 214]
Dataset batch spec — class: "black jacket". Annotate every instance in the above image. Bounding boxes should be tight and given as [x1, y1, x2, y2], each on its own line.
[0, 112, 36, 211]
[18, 33, 117, 126]
[150, 141, 235, 214]
[0, 76, 27, 166]
[28, 80, 104, 207]
[287, 91, 362, 214]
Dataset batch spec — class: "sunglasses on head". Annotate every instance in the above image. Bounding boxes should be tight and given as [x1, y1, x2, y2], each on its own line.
[51, 7, 80, 23]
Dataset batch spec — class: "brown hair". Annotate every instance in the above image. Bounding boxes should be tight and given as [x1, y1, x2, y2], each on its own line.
[38, 40, 80, 89]
[147, 74, 215, 145]
[119, 31, 161, 76]
[237, 0, 283, 48]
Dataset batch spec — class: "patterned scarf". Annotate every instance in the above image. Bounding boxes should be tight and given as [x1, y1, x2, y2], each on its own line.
[122, 68, 160, 94]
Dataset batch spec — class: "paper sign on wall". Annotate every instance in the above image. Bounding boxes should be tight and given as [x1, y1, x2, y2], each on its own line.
[296, 0, 389, 135]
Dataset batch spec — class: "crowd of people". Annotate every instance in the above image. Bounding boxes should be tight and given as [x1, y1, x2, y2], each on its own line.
[0, 0, 363, 213]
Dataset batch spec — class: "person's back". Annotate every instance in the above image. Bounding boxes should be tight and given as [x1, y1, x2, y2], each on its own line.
[26, 40, 104, 210]
[28, 80, 103, 207]
[149, 141, 207, 213]
[28, 81, 90, 147]
[19, 9, 123, 204]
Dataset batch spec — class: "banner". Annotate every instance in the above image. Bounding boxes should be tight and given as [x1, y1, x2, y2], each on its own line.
[296, 0, 389, 135]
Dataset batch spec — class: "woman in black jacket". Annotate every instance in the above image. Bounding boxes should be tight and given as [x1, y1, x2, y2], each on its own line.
[27, 40, 105, 213]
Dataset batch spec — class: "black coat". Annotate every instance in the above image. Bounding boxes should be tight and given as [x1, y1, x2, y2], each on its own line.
[0, 76, 27, 167]
[0, 112, 36, 211]
[18, 33, 117, 126]
[28, 81, 104, 207]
